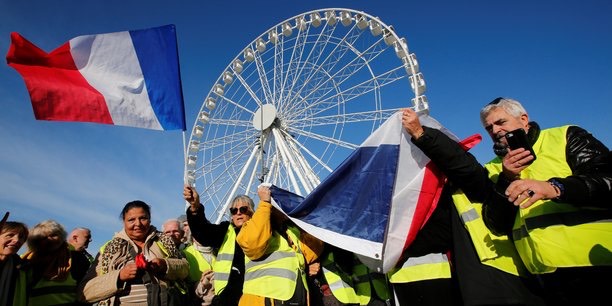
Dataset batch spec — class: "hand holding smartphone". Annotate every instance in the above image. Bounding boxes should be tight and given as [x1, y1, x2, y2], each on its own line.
[505, 128, 536, 164]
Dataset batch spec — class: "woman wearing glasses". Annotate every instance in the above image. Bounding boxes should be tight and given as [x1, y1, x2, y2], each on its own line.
[183, 185, 254, 306]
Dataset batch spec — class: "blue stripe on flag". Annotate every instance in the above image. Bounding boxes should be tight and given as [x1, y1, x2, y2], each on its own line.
[130, 25, 185, 130]
[272, 144, 399, 243]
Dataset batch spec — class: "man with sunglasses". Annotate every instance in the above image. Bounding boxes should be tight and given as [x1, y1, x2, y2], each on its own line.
[184, 185, 255, 306]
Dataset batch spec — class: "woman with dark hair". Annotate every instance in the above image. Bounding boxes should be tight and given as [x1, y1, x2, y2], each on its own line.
[79, 200, 189, 305]
[0, 219, 28, 306]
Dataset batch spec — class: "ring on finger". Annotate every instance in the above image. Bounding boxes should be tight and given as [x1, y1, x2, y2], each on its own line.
[527, 190, 535, 197]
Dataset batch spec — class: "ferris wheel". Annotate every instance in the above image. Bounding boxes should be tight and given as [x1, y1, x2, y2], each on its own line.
[185, 8, 429, 223]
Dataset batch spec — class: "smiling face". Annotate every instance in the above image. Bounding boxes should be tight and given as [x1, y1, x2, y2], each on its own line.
[482, 107, 530, 146]
[0, 228, 26, 260]
[123, 207, 151, 243]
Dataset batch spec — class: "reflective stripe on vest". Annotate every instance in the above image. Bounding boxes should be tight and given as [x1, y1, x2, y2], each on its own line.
[452, 191, 528, 276]
[13, 269, 27, 306]
[212, 225, 236, 294]
[485, 125, 612, 274]
[28, 273, 77, 306]
[243, 226, 306, 300]
[183, 244, 214, 282]
[321, 252, 359, 304]
[353, 260, 391, 305]
[388, 253, 451, 283]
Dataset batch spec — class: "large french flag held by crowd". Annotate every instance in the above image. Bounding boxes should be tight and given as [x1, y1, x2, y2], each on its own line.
[6, 24, 185, 131]
[269, 111, 459, 273]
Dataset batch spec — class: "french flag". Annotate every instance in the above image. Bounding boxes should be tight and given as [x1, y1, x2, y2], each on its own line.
[269, 111, 458, 273]
[6, 24, 185, 131]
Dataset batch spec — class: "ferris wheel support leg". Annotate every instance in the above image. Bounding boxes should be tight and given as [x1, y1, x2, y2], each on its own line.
[272, 128, 307, 196]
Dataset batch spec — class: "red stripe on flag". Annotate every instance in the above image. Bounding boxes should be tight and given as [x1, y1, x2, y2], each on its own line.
[6, 32, 113, 124]
[403, 161, 446, 250]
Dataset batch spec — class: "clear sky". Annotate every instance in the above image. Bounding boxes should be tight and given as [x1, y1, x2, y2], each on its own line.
[1, 0, 611, 254]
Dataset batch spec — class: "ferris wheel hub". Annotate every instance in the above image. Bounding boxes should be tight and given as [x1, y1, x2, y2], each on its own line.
[253, 103, 277, 131]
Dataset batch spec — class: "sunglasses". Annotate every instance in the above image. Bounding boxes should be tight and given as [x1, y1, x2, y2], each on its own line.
[230, 206, 249, 215]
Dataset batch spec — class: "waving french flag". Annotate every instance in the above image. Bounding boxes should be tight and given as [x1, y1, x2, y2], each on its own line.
[6, 24, 185, 131]
[269, 111, 458, 273]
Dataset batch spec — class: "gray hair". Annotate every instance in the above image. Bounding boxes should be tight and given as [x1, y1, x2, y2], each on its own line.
[162, 219, 183, 234]
[27, 219, 67, 251]
[231, 195, 255, 213]
[480, 97, 527, 126]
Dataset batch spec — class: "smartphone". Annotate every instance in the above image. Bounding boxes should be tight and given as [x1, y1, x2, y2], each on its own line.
[505, 128, 536, 164]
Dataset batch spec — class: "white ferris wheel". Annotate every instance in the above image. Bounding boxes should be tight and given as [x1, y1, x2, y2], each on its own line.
[185, 8, 429, 223]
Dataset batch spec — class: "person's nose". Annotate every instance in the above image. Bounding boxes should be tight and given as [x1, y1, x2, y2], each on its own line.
[491, 124, 503, 136]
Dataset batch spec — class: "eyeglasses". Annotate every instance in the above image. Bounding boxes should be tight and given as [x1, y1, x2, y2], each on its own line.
[487, 97, 504, 105]
[230, 206, 249, 215]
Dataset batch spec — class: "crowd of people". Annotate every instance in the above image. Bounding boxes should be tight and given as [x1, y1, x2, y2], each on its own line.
[1, 98, 610, 306]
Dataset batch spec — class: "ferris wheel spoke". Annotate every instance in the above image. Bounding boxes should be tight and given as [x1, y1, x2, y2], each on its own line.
[289, 39, 391, 118]
[271, 128, 304, 195]
[278, 128, 321, 191]
[218, 95, 257, 116]
[287, 127, 358, 150]
[280, 25, 358, 115]
[199, 129, 255, 151]
[207, 118, 252, 128]
[253, 50, 275, 106]
[273, 34, 285, 108]
[232, 71, 266, 108]
[286, 28, 376, 113]
[279, 128, 333, 174]
[281, 24, 323, 113]
[198, 137, 255, 182]
[295, 65, 407, 120]
[289, 109, 402, 129]
[277, 30, 309, 114]
[215, 146, 260, 223]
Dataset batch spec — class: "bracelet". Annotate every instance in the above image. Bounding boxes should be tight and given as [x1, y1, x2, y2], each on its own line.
[547, 178, 564, 200]
[414, 129, 426, 140]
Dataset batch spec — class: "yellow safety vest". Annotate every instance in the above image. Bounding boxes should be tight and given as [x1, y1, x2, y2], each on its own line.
[452, 191, 528, 276]
[28, 272, 78, 306]
[353, 260, 391, 305]
[12, 267, 28, 306]
[212, 225, 237, 294]
[321, 251, 359, 304]
[485, 125, 612, 274]
[388, 253, 451, 283]
[183, 244, 214, 282]
[242, 226, 307, 300]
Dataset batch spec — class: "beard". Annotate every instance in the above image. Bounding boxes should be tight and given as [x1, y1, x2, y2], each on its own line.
[493, 140, 509, 157]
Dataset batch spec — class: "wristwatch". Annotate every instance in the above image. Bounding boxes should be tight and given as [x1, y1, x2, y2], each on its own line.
[547, 178, 565, 201]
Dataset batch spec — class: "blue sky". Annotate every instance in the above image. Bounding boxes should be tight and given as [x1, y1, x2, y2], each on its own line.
[1, 0, 611, 253]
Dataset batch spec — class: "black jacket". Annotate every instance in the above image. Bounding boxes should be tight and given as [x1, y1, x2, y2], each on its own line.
[410, 126, 545, 306]
[187, 205, 244, 306]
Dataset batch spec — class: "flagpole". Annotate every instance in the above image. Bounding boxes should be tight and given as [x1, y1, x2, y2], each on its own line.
[182, 130, 188, 185]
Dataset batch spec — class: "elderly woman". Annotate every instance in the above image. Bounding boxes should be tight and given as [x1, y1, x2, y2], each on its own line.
[79, 200, 189, 305]
[183, 185, 255, 306]
[0, 219, 28, 306]
[22, 219, 91, 305]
